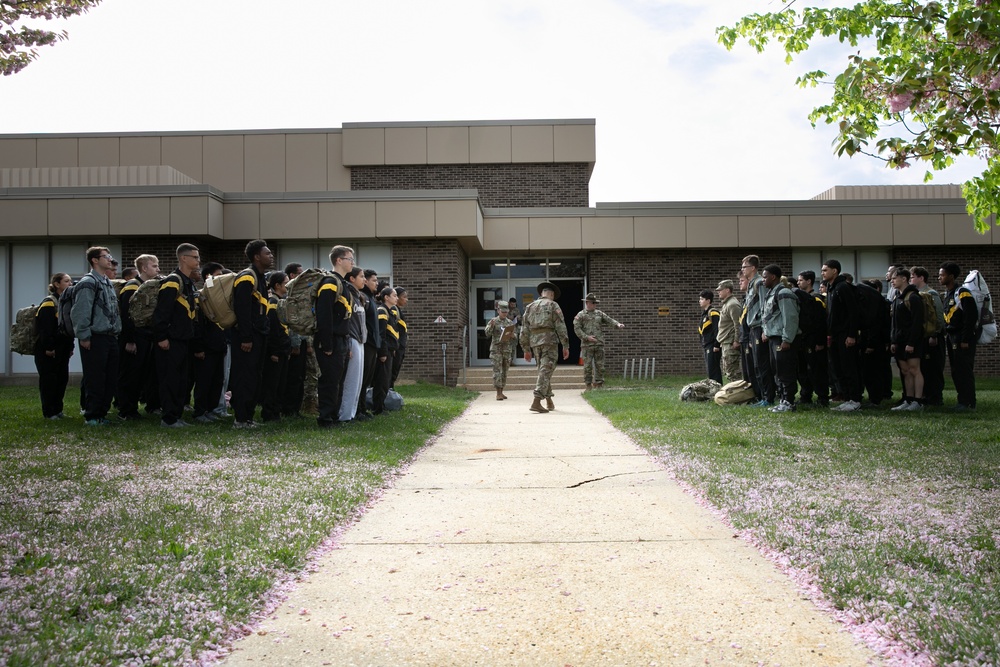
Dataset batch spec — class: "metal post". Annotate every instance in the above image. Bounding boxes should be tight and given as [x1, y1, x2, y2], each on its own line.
[651, 358, 656, 379]
[442, 342, 447, 386]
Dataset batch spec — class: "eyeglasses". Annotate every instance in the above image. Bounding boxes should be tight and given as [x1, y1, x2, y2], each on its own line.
[342, 256, 355, 263]
[100, 254, 115, 261]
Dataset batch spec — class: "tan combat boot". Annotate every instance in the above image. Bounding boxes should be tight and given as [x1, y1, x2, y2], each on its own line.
[496, 388, 507, 401]
[529, 397, 549, 413]
[585, 383, 593, 391]
[545, 397, 555, 411]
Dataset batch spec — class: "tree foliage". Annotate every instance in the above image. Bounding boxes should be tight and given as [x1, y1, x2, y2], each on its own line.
[1, 0, 102, 76]
[719, 0, 1000, 232]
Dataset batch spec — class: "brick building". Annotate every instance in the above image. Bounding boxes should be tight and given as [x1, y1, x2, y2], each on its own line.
[1, 119, 998, 382]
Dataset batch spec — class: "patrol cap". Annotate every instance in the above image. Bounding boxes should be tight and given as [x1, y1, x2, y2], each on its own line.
[582, 292, 600, 303]
[497, 301, 509, 312]
[716, 279, 734, 291]
[537, 281, 561, 299]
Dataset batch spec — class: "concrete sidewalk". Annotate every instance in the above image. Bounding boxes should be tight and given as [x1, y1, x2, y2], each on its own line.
[223, 390, 877, 666]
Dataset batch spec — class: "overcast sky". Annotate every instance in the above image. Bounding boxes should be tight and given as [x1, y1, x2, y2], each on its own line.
[1, 0, 983, 205]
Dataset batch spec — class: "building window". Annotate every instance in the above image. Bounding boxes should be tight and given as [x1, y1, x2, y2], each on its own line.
[792, 249, 889, 291]
[471, 259, 509, 279]
[278, 243, 392, 283]
[471, 257, 586, 280]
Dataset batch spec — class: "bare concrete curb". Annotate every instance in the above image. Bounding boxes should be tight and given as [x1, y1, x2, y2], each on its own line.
[222, 390, 878, 666]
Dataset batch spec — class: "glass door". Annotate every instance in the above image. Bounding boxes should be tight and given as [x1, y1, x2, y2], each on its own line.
[470, 281, 540, 366]
[508, 281, 542, 365]
[472, 284, 506, 366]
[469, 257, 587, 366]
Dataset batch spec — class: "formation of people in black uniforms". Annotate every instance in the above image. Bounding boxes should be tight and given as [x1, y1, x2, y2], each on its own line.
[699, 254, 983, 413]
[32, 241, 410, 428]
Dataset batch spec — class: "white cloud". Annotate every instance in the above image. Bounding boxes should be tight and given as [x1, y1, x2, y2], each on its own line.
[0, 0, 985, 204]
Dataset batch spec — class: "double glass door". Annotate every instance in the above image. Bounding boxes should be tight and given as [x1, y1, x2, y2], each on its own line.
[469, 256, 586, 367]
[472, 281, 540, 366]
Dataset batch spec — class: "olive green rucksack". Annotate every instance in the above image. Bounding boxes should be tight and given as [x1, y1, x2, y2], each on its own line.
[904, 290, 940, 339]
[128, 277, 164, 329]
[9, 301, 44, 355]
[278, 268, 334, 336]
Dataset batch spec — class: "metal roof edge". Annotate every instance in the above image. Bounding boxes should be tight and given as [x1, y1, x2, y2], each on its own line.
[0, 184, 225, 198]
[0, 128, 345, 139]
[343, 119, 596, 129]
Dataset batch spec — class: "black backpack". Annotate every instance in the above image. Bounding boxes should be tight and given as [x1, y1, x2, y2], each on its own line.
[793, 288, 826, 341]
[58, 274, 103, 339]
[854, 282, 885, 337]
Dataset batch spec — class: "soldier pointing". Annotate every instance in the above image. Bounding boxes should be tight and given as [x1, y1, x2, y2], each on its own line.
[573, 292, 625, 390]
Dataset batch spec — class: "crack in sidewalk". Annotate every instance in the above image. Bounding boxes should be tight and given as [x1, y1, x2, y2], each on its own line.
[566, 470, 662, 488]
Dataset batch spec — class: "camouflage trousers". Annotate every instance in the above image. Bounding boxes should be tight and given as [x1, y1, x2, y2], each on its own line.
[491, 351, 511, 389]
[301, 346, 319, 415]
[722, 346, 743, 383]
[532, 345, 558, 399]
[580, 345, 606, 385]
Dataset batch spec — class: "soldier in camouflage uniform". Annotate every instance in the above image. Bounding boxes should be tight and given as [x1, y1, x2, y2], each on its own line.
[572, 292, 625, 389]
[484, 301, 515, 400]
[715, 279, 744, 383]
[507, 298, 520, 364]
[519, 282, 569, 413]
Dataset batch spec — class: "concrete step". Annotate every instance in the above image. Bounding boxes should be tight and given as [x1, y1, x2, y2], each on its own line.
[461, 365, 587, 391]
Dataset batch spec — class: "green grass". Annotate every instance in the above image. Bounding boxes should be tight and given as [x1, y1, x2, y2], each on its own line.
[587, 377, 1000, 665]
[0, 383, 475, 666]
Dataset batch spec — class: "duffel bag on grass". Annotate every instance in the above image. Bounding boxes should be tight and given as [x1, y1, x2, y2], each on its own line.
[364, 387, 404, 412]
[679, 378, 721, 402]
[714, 380, 756, 406]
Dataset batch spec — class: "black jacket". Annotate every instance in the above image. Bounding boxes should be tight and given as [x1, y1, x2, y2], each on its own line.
[377, 304, 399, 356]
[35, 295, 74, 356]
[153, 269, 197, 342]
[892, 285, 924, 349]
[195, 292, 228, 353]
[233, 266, 269, 342]
[827, 276, 859, 339]
[699, 307, 720, 350]
[393, 306, 408, 349]
[362, 285, 381, 349]
[118, 278, 144, 345]
[944, 285, 979, 344]
[315, 273, 352, 352]
[346, 284, 365, 344]
[266, 295, 291, 357]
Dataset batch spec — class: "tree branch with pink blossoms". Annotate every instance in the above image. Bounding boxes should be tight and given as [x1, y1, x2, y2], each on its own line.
[0, 0, 103, 76]
[719, 0, 1000, 232]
